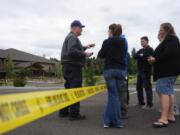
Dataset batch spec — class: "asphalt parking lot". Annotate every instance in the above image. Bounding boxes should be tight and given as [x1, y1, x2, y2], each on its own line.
[2, 87, 180, 135]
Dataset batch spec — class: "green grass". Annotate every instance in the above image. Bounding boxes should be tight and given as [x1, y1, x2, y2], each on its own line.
[128, 75, 137, 85]
[94, 75, 105, 84]
[2, 74, 179, 87]
[127, 75, 180, 85]
[84, 74, 137, 86]
[0, 80, 13, 86]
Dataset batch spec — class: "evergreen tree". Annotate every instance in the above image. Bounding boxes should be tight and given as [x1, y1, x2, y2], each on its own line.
[129, 48, 137, 74]
[4, 54, 14, 79]
[84, 58, 96, 86]
[55, 62, 62, 78]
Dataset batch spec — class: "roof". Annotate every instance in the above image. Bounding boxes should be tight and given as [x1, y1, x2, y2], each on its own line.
[15, 62, 33, 68]
[15, 62, 43, 68]
[0, 49, 6, 58]
[0, 48, 55, 64]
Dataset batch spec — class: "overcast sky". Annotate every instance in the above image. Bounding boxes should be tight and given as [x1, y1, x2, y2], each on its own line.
[0, 0, 180, 59]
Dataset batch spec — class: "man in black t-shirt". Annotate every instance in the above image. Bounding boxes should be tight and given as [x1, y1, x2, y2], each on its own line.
[134, 36, 154, 110]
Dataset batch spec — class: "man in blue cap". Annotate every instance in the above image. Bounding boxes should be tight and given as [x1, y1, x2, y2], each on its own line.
[59, 20, 95, 120]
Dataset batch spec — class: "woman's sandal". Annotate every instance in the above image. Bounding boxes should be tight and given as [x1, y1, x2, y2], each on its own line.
[153, 121, 168, 128]
[168, 119, 176, 123]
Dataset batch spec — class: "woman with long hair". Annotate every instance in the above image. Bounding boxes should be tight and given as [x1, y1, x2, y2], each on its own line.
[148, 23, 180, 128]
[98, 23, 127, 128]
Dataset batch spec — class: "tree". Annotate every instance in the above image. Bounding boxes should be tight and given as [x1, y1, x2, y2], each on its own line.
[50, 57, 59, 62]
[55, 62, 62, 78]
[129, 48, 137, 75]
[84, 58, 96, 86]
[131, 48, 137, 57]
[4, 54, 14, 79]
[94, 57, 104, 75]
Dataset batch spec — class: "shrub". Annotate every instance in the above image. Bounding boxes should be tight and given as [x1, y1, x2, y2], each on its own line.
[13, 68, 27, 87]
[84, 58, 98, 86]
[0, 81, 3, 86]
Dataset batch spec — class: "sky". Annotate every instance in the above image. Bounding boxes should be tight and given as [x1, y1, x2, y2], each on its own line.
[0, 0, 180, 59]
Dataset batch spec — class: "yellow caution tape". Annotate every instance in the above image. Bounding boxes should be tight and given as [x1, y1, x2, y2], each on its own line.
[0, 84, 106, 134]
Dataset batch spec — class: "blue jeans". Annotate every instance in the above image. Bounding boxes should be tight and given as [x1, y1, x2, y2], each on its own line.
[103, 69, 126, 127]
[174, 94, 179, 112]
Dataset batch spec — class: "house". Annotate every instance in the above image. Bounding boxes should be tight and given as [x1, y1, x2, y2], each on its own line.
[0, 48, 56, 79]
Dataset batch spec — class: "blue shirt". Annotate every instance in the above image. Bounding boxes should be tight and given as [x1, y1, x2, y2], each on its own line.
[120, 35, 128, 74]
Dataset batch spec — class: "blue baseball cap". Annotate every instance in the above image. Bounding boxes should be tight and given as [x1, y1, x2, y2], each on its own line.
[71, 20, 85, 28]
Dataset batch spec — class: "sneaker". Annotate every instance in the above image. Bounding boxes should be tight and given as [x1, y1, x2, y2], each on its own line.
[69, 114, 86, 120]
[103, 125, 109, 128]
[174, 109, 180, 116]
